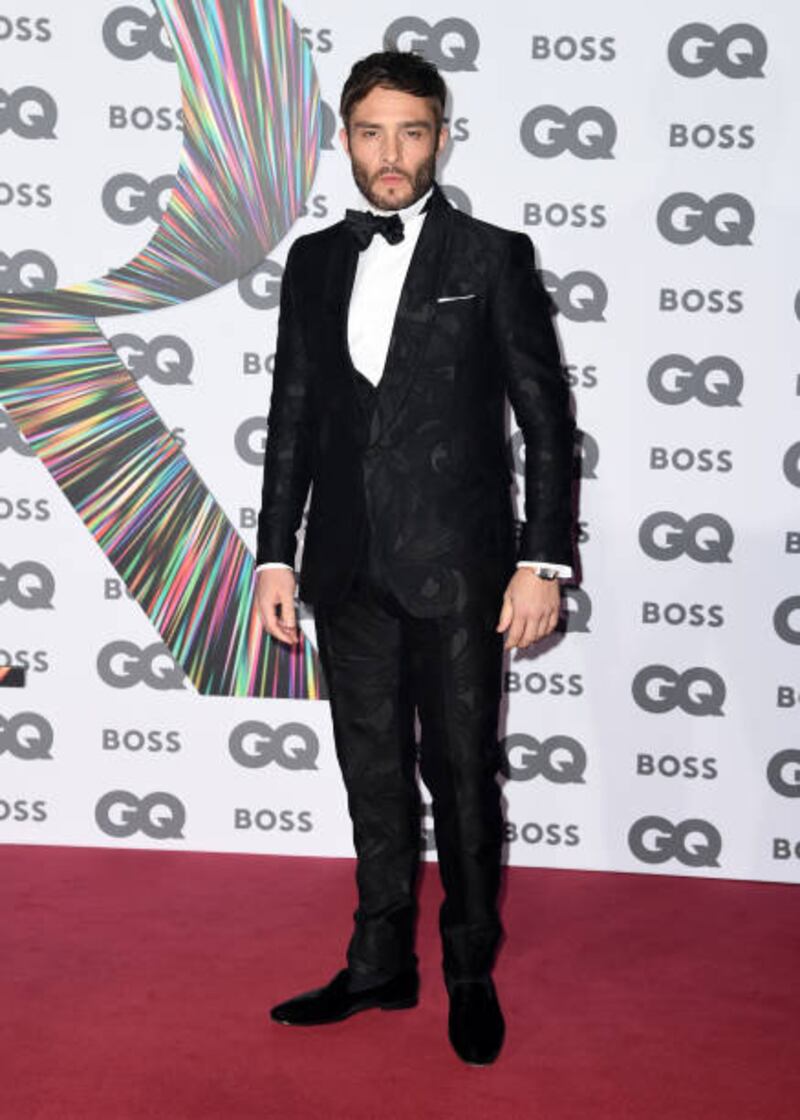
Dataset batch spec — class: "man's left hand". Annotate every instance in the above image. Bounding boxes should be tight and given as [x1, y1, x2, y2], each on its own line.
[496, 569, 561, 650]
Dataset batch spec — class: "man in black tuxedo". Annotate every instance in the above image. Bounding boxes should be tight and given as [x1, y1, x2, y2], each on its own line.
[255, 50, 574, 1065]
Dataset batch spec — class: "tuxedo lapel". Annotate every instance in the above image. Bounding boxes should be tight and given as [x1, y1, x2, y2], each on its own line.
[371, 181, 453, 445]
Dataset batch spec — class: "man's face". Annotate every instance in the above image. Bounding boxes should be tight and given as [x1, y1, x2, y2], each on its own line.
[340, 85, 448, 211]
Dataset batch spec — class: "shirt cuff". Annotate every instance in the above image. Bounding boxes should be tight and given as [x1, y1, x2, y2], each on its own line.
[516, 561, 573, 580]
[255, 562, 293, 572]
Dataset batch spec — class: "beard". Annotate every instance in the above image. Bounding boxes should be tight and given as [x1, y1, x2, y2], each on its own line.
[350, 148, 437, 212]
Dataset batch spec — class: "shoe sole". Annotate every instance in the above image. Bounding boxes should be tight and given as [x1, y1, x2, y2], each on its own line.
[271, 996, 418, 1027]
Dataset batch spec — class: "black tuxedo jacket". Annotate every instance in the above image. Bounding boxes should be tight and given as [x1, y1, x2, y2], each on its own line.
[256, 181, 575, 617]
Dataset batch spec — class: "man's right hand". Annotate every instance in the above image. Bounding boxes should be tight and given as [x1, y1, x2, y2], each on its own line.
[255, 568, 299, 645]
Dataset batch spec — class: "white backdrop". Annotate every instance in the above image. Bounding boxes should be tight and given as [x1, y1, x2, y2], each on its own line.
[1, 0, 798, 882]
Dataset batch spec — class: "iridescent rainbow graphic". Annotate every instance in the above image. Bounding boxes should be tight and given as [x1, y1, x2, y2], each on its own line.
[0, 1, 323, 697]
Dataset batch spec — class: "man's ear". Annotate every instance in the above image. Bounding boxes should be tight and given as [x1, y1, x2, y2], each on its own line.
[436, 125, 449, 154]
[339, 125, 350, 155]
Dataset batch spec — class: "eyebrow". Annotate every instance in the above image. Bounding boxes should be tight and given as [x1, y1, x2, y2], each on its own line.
[351, 119, 433, 130]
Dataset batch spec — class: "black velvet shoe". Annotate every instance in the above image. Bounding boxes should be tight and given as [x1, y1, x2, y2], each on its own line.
[270, 968, 419, 1026]
[447, 976, 505, 1065]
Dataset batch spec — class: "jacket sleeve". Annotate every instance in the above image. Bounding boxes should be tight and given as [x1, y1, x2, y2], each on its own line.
[490, 232, 575, 568]
[255, 240, 314, 567]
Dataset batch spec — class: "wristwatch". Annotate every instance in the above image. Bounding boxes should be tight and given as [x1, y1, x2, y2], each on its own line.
[532, 566, 560, 581]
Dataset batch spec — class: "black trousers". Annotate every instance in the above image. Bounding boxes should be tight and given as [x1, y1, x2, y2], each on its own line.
[314, 523, 506, 988]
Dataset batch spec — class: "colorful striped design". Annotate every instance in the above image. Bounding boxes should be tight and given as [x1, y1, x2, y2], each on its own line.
[0, 0, 323, 697]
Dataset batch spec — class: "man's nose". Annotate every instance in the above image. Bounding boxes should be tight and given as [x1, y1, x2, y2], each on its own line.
[382, 133, 400, 163]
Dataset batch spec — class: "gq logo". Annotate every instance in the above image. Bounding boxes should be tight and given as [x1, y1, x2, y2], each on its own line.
[767, 750, 800, 798]
[110, 333, 194, 386]
[656, 193, 754, 246]
[0, 560, 55, 610]
[647, 355, 743, 407]
[575, 430, 599, 480]
[95, 790, 186, 839]
[628, 816, 722, 868]
[102, 173, 177, 225]
[0, 86, 57, 139]
[668, 23, 767, 79]
[0, 711, 53, 760]
[783, 442, 800, 488]
[102, 5, 174, 61]
[632, 665, 726, 716]
[501, 733, 586, 783]
[560, 587, 592, 633]
[96, 640, 186, 690]
[639, 512, 733, 563]
[773, 597, 800, 646]
[541, 269, 607, 322]
[384, 17, 479, 71]
[520, 106, 616, 160]
[235, 417, 267, 466]
[229, 721, 320, 770]
[0, 409, 34, 455]
[238, 259, 283, 310]
[0, 249, 58, 293]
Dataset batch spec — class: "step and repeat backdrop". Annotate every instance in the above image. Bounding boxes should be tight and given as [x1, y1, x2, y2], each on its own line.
[1, 0, 798, 883]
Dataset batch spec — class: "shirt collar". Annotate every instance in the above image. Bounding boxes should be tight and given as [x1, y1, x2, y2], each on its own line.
[365, 184, 434, 223]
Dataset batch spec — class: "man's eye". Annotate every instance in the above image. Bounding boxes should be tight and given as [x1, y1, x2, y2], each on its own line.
[406, 130, 422, 139]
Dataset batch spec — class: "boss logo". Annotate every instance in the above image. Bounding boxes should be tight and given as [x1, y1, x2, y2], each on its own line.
[530, 35, 616, 62]
[667, 23, 767, 80]
[0, 711, 53, 760]
[102, 6, 174, 61]
[767, 750, 800, 798]
[95, 790, 186, 839]
[383, 17, 479, 71]
[228, 721, 319, 770]
[0, 249, 57, 293]
[559, 587, 591, 633]
[520, 105, 616, 160]
[504, 821, 580, 846]
[0, 649, 48, 673]
[657, 192, 754, 246]
[110, 333, 194, 386]
[540, 269, 607, 322]
[320, 100, 336, 149]
[641, 602, 724, 628]
[0, 16, 52, 42]
[242, 353, 275, 376]
[102, 173, 177, 225]
[773, 597, 800, 646]
[102, 728, 182, 753]
[238, 259, 283, 310]
[108, 105, 183, 132]
[649, 447, 732, 473]
[0, 797, 47, 823]
[669, 123, 754, 150]
[0, 182, 52, 208]
[636, 753, 718, 780]
[639, 512, 733, 563]
[504, 671, 583, 697]
[0, 560, 55, 610]
[523, 202, 606, 230]
[628, 816, 722, 868]
[440, 184, 472, 215]
[300, 28, 333, 54]
[96, 641, 185, 691]
[0, 86, 57, 139]
[234, 417, 267, 466]
[0, 495, 50, 522]
[501, 733, 586, 783]
[233, 808, 313, 832]
[631, 665, 726, 716]
[0, 411, 34, 456]
[647, 355, 743, 407]
[659, 288, 743, 315]
[783, 442, 800, 488]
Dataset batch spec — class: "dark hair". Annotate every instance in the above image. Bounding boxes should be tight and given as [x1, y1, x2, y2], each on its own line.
[340, 49, 447, 132]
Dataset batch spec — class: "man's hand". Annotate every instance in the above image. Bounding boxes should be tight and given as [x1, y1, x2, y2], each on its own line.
[496, 568, 561, 650]
[255, 568, 299, 645]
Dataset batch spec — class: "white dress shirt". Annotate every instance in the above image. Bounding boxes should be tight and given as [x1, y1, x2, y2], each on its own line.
[257, 186, 572, 580]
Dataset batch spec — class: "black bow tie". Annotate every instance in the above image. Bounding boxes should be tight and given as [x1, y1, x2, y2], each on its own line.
[344, 209, 405, 250]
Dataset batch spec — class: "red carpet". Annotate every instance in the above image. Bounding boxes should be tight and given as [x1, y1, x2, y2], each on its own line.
[1, 846, 798, 1120]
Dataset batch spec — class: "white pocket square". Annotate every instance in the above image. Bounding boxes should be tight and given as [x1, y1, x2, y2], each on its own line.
[436, 293, 477, 303]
